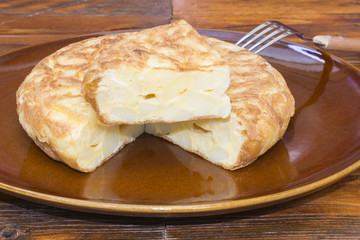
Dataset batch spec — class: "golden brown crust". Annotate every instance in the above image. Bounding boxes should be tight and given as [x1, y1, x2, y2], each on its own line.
[85, 20, 226, 74]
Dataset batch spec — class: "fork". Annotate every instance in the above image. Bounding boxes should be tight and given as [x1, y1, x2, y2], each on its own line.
[235, 21, 360, 53]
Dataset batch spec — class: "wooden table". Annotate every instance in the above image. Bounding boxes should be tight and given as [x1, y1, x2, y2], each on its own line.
[0, 0, 359, 239]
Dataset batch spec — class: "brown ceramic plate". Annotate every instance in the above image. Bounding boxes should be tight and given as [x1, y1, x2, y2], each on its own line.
[0, 30, 359, 217]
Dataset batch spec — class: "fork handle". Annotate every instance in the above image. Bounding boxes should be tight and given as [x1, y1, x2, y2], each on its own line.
[313, 35, 360, 52]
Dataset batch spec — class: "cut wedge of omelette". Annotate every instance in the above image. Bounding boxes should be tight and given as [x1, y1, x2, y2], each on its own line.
[82, 20, 231, 125]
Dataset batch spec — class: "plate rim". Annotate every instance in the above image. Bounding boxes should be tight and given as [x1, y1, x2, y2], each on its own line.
[1, 29, 360, 217]
[0, 158, 359, 217]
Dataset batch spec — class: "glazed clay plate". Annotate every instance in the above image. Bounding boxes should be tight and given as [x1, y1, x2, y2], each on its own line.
[0, 30, 359, 217]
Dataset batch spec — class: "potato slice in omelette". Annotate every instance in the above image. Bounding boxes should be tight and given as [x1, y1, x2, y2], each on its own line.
[146, 37, 295, 170]
[82, 20, 231, 125]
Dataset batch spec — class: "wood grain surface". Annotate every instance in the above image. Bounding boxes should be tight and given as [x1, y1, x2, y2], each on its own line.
[0, 0, 360, 239]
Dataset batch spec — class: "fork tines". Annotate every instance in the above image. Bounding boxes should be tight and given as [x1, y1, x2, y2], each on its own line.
[235, 21, 295, 54]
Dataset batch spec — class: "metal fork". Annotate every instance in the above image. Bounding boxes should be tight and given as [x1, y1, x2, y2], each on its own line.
[235, 21, 312, 54]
